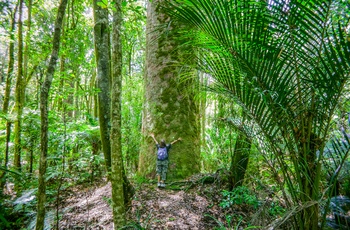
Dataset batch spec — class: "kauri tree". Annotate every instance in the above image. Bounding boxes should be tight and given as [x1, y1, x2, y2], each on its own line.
[139, 0, 200, 180]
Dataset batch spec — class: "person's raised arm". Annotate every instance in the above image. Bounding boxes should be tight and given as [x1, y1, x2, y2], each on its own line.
[171, 137, 182, 145]
[150, 133, 158, 144]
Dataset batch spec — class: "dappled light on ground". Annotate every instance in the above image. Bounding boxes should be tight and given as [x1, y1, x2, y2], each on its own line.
[58, 175, 229, 229]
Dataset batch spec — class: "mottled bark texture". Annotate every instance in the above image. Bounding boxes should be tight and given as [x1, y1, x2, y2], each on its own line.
[139, 0, 200, 180]
[93, 0, 112, 170]
[110, 0, 126, 228]
[14, 0, 24, 170]
[36, 0, 68, 229]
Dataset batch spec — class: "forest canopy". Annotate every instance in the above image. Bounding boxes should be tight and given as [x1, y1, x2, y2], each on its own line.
[0, 0, 349, 229]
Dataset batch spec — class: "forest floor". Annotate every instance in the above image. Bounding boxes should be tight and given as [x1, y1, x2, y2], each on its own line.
[57, 173, 249, 230]
[4, 172, 346, 229]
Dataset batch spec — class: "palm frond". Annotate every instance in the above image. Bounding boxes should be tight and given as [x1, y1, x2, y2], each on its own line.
[163, 0, 350, 227]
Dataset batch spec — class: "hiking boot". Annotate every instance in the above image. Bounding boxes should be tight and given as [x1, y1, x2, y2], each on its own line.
[161, 182, 166, 188]
[157, 182, 161, 187]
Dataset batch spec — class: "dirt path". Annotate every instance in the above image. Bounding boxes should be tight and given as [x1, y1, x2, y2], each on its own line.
[131, 184, 212, 229]
[58, 179, 223, 229]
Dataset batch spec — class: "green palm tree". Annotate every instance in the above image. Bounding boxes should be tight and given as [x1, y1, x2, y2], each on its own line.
[164, 0, 350, 229]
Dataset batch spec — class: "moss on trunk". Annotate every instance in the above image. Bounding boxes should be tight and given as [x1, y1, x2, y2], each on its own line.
[139, 0, 200, 181]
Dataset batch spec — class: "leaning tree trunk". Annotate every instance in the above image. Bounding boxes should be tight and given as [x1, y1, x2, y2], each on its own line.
[139, 0, 200, 180]
[36, 0, 68, 229]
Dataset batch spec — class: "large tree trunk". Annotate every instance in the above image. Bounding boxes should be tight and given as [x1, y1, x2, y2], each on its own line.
[92, 0, 112, 171]
[139, 0, 200, 180]
[110, 0, 125, 227]
[36, 0, 68, 229]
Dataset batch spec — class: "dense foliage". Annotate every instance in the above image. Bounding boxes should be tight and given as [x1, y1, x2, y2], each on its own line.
[0, 0, 349, 229]
[164, 0, 350, 229]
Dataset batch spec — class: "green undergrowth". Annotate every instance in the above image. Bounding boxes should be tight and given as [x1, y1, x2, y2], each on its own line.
[130, 173, 286, 229]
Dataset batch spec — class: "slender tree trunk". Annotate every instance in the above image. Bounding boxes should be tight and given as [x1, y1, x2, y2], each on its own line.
[1, 123, 12, 191]
[200, 73, 207, 154]
[92, 0, 112, 171]
[90, 70, 97, 117]
[0, 3, 18, 190]
[29, 146, 34, 174]
[13, 0, 24, 171]
[24, 0, 33, 174]
[139, 0, 200, 180]
[92, 0, 133, 207]
[2, 5, 17, 114]
[56, 2, 66, 113]
[73, 79, 80, 119]
[57, 55, 66, 112]
[23, 0, 32, 84]
[36, 0, 68, 229]
[110, 1, 125, 227]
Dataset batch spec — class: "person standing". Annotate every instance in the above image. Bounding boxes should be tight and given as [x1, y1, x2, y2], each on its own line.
[150, 133, 181, 188]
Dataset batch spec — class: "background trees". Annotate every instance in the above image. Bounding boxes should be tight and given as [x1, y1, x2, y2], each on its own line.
[36, 0, 68, 228]
[92, 0, 112, 172]
[0, 0, 349, 229]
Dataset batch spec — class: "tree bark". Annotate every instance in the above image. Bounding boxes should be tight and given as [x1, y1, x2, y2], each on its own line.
[2, 4, 17, 114]
[139, 0, 200, 180]
[24, 0, 33, 174]
[13, 0, 24, 171]
[228, 111, 252, 189]
[0, 2, 18, 190]
[92, 0, 112, 171]
[36, 0, 68, 229]
[23, 0, 32, 83]
[110, 0, 125, 227]
[230, 132, 251, 189]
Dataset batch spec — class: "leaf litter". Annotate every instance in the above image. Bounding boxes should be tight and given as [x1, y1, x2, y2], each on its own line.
[58, 174, 230, 229]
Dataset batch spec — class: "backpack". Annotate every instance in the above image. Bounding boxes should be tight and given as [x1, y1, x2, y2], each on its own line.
[157, 147, 168, 161]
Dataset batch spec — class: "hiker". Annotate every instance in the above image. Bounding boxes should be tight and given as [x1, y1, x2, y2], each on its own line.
[150, 133, 181, 188]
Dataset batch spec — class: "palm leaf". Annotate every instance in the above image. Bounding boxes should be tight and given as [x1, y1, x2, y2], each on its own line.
[166, 0, 349, 153]
[163, 0, 350, 227]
